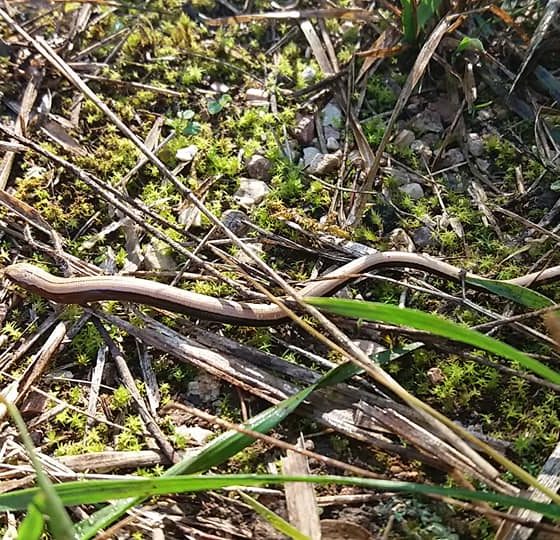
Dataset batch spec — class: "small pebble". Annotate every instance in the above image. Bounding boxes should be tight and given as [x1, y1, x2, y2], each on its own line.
[221, 209, 249, 235]
[187, 372, 221, 404]
[307, 152, 340, 175]
[176, 425, 214, 445]
[441, 148, 465, 168]
[476, 158, 490, 173]
[467, 132, 485, 157]
[326, 137, 340, 151]
[411, 139, 433, 160]
[303, 146, 321, 166]
[412, 226, 434, 249]
[393, 129, 415, 148]
[246, 154, 271, 180]
[144, 240, 177, 271]
[399, 182, 425, 200]
[233, 178, 270, 207]
[175, 145, 198, 162]
[300, 65, 317, 84]
[322, 102, 342, 128]
[410, 110, 443, 134]
[323, 125, 340, 140]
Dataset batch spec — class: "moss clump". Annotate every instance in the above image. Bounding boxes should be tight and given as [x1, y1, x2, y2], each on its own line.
[71, 322, 104, 365]
[365, 75, 398, 112]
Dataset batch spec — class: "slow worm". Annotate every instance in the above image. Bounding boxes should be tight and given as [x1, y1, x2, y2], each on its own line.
[4, 252, 560, 325]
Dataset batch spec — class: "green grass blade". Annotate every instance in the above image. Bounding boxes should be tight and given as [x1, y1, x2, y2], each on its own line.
[2, 475, 560, 521]
[17, 498, 45, 540]
[237, 491, 311, 540]
[305, 298, 560, 385]
[401, 0, 418, 43]
[466, 277, 554, 308]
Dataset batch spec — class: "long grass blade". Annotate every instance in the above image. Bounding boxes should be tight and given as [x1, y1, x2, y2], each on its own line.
[305, 298, 560, 385]
[1, 475, 559, 520]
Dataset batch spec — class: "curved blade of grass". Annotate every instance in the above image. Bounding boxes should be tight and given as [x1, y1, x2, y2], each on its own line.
[17, 498, 44, 540]
[74, 360, 365, 538]
[2, 474, 560, 521]
[466, 277, 554, 309]
[238, 491, 311, 540]
[305, 298, 560, 385]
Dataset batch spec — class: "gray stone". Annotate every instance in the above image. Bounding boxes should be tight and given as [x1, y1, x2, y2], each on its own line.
[301, 65, 317, 84]
[236, 243, 265, 265]
[233, 178, 270, 207]
[178, 206, 202, 227]
[221, 209, 249, 235]
[326, 137, 340, 151]
[444, 172, 466, 193]
[175, 145, 198, 162]
[352, 339, 384, 357]
[307, 152, 340, 175]
[393, 129, 415, 148]
[281, 139, 299, 160]
[399, 182, 424, 200]
[323, 126, 340, 140]
[442, 148, 465, 167]
[246, 154, 271, 180]
[245, 88, 268, 107]
[476, 158, 490, 173]
[428, 97, 456, 124]
[384, 166, 413, 186]
[322, 102, 342, 128]
[175, 425, 214, 445]
[347, 150, 364, 168]
[467, 132, 485, 157]
[412, 226, 434, 248]
[406, 101, 422, 116]
[410, 110, 443, 134]
[303, 146, 321, 166]
[187, 372, 221, 404]
[476, 109, 494, 122]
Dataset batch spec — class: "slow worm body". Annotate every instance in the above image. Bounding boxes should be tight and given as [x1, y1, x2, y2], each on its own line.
[4, 252, 560, 325]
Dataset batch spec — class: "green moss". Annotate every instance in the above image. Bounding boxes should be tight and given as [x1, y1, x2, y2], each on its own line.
[483, 135, 547, 190]
[75, 131, 140, 183]
[180, 63, 204, 85]
[271, 160, 305, 203]
[2, 321, 22, 341]
[54, 426, 106, 456]
[116, 416, 145, 451]
[228, 443, 268, 473]
[15, 172, 95, 232]
[111, 386, 132, 410]
[365, 75, 398, 112]
[430, 359, 501, 413]
[71, 323, 103, 365]
[304, 179, 331, 208]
